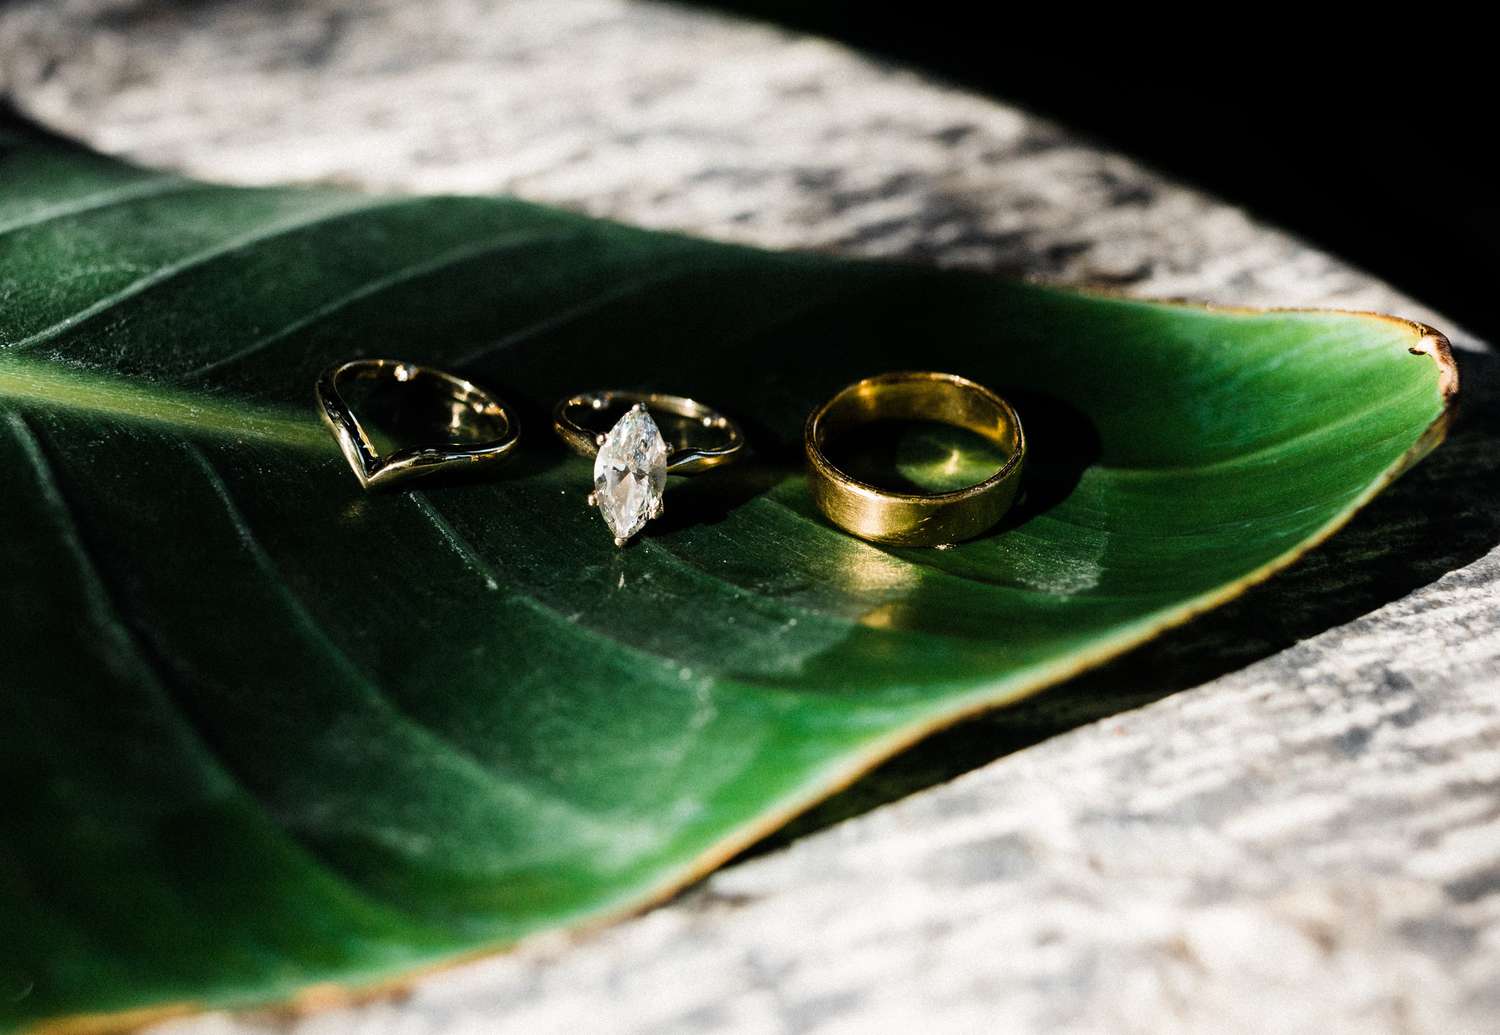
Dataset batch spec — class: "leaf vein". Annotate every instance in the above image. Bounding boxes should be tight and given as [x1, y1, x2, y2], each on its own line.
[450, 264, 692, 367]
[3, 193, 421, 353]
[406, 492, 710, 683]
[0, 175, 199, 239]
[177, 227, 583, 381]
[3, 412, 443, 924]
[188, 447, 615, 833]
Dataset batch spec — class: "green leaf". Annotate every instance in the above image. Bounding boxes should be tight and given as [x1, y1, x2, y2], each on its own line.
[0, 128, 1454, 1032]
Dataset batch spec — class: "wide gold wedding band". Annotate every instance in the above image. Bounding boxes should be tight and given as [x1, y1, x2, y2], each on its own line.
[804, 371, 1025, 546]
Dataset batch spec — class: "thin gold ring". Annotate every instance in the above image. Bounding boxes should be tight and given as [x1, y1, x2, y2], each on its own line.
[804, 371, 1025, 546]
[554, 390, 745, 545]
[317, 359, 520, 491]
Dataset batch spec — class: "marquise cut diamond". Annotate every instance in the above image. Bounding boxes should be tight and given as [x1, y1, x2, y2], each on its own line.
[593, 406, 668, 543]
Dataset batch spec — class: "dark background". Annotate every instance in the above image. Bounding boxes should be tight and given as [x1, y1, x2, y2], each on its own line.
[701, 4, 1494, 345]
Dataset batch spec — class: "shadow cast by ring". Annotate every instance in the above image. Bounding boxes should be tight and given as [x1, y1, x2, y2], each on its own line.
[647, 409, 795, 538]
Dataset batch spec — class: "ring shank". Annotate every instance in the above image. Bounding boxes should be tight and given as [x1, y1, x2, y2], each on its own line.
[805, 371, 1025, 546]
[317, 359, 519, 490]
[554, 390, 745, 474]
[336, 360, 514, 438]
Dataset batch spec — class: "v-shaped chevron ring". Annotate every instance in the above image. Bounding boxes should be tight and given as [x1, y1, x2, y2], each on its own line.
[316, 359, 520, 491]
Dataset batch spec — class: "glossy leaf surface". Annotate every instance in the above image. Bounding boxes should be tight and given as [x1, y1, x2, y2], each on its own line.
[0, 130, 1454, 1031]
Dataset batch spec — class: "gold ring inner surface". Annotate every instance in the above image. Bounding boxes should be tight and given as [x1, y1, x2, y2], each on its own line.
[811, 374, 1021, 498]
[805, 371, 1025, 546]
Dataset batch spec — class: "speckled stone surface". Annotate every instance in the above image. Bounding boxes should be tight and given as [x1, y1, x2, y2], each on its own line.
[2, 2, 1496, 1033]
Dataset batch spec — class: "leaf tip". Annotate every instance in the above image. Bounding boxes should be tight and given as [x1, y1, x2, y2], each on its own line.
[1407, 326, 1460, 404]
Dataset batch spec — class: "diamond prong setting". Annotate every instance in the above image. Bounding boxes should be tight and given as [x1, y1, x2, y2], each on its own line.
[591, 406, 669, 546]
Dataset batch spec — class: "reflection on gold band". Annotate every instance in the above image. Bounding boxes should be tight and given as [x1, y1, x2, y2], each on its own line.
[804, 371, 1025, 547]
